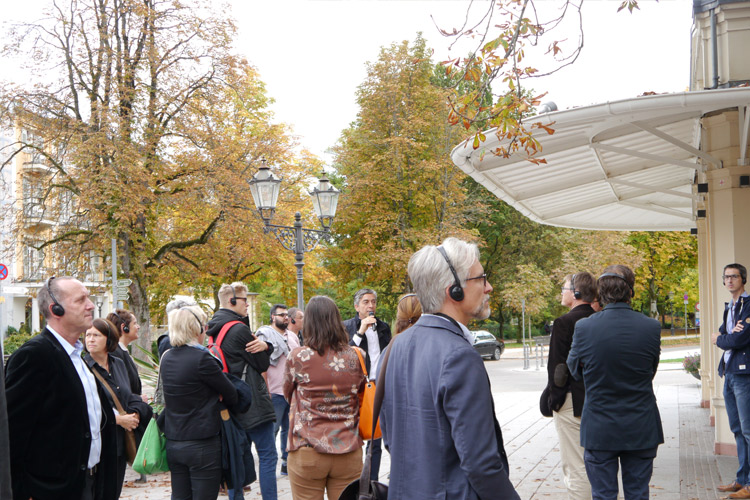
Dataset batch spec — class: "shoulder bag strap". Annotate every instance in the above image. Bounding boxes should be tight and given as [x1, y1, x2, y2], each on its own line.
[353, 346, 369, 379]
[91, 366, 127, 415]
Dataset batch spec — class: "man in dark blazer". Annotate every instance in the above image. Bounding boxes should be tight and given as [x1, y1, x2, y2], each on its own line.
[544, 271, 596, 500]
[5, 277, 117, 500]
[711, 263, 750, 498]
[567, 265, 663, 500]
[343, 288, 391, 481]
[381, 238, 519, 500]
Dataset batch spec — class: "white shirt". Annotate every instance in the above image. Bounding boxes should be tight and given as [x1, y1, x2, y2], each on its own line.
[364, 324, 381, 381]
[48, 326, 103, 468]
[724, 294, 749, 365]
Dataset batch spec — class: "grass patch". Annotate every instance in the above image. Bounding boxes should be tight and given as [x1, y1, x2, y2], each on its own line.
[660, 358, 685, 363]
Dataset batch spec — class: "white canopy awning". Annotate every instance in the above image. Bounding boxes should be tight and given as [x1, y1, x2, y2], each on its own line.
[451, 87, 750, 231]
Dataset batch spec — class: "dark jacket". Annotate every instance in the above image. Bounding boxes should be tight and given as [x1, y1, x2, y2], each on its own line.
[343, 315, 391, 374]
[567, 303, 664, 451]
[110, 344, 142, 395]
[160, 344, 238, 441]
[5, 329, 118, 500]
[716, 294, 750, 377]
[206, 308, 275, 430]
[84, 354, 153, 457]
[545, 303, 595, 416]
[381, 314, 518, 500]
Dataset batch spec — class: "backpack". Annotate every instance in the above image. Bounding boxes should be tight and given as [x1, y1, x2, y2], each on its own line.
[208, 320, 242, 372]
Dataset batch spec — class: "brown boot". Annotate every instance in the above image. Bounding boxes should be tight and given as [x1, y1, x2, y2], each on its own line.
[728, 486, 750, 499]
[720, 481, 744, 493]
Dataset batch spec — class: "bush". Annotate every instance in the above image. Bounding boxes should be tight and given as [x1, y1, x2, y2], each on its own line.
[3, 332, 36, 355]
[683, 352, 700, 374]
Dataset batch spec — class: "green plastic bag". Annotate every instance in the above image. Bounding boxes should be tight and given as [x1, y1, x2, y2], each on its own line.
[132, 417, 169, 474]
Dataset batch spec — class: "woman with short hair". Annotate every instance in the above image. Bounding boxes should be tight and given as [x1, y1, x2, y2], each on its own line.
[284, 295, 366, 500]
[83, 318, 152, 499]
[160, 306, 238, 500]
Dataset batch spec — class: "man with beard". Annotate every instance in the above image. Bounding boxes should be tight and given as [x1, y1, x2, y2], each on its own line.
[206, 282, 276, 500]
[380, 238, 519, 500]
[256, 304, 300, 476]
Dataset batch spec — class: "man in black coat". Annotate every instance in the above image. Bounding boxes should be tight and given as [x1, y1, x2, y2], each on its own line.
[567, 265, 663, 500]
[343, 288, 391, 481]
[544, 272, 596, 500]
[5, 277, 117, 500]
[206, 282, 276, 500]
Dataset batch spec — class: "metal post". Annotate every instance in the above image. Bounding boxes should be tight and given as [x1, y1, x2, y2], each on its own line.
[670, 298, 675, 336]
[522, 299, 529, 369]
[293, 213, 305, 311]
[111, 238, 117, 309]
[684, 302, 688, 336]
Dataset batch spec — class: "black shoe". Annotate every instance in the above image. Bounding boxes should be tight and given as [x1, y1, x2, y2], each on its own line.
[280, 462, 288, 476]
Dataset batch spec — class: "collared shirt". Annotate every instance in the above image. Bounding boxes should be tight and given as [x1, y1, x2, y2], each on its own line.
[724, 293, 749, 365]
[427, 313, 476, 344]
[266, 330, 300, 395]
[363, 324, 381, 381]
[48, 326, 103, 468]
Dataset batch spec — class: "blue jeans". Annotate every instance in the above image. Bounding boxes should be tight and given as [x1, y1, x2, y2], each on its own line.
[229, 421, 278, 500]
[724, 373, 750, 485]
[584, 448, 657, 500]
[271, 394, 290, 462]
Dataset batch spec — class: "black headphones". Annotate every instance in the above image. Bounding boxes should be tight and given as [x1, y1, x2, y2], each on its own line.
[230, 286, 237, 306]
[185, 309, 204, 332]
[571, 274, 582, 300]
[123, 323, 130, 334]
[290, 316, 296, 324]
[46, 277, 65, 317]
[437, 246, 464, 302]
[599, 272, 635, 297]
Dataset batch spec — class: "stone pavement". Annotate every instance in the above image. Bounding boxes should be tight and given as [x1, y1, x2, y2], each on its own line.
[121, 347, 736, 500]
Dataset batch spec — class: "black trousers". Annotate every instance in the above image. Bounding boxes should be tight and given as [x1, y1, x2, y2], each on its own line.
[166, 435, 222, 500]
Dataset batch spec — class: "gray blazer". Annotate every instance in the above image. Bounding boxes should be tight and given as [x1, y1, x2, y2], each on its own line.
[380, 314, 518, 500]
[567, 302, 664, 451]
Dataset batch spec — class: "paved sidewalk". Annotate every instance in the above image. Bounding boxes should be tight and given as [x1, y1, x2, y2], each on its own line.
[121, 356, 735, 500]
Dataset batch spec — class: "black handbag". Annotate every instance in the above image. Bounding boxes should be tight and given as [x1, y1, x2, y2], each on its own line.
[338, 341, 393, 500]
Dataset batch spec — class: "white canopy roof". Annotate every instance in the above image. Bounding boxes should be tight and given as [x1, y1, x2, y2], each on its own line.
[451, 87, 750, 231]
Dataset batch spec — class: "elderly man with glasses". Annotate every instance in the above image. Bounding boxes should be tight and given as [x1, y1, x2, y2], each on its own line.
[713, 264, 750, 499]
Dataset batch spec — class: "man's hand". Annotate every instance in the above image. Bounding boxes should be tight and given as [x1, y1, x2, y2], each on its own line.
[358, 315, 377, 334]
[712, 332, 721, 345]
[733, 322, 745, 333]
[116, 412, 140, 431]
[245, 338, 268, 353]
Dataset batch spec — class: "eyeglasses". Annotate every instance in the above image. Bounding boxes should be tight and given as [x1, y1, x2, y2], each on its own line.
[466, 273, 487, 286]
[274, 312, 289, 318]
[723, 274, 741, 280]
[235, 297, 248, 302]
[561, 287, 575, 292]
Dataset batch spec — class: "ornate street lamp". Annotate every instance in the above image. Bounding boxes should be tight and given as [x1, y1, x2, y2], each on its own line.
[248, 159, 340, 310]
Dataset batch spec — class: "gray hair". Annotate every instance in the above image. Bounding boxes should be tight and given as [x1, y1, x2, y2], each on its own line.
[38, 276, 75, 319]
[353, 288, 377, 307]
[288, 307, 302, 321]
[408, 237, 479, 314]
[166, 297, 197, 315]
[168, 305, 207, 346]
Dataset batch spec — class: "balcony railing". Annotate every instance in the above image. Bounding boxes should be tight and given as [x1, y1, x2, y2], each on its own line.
[23, 154, 54, 174]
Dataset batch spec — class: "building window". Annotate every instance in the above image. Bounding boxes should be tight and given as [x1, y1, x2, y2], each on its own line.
[23, 241, 45, 281]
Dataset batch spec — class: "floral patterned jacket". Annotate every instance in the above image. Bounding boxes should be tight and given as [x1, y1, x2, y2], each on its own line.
[283, 345, 366, 454]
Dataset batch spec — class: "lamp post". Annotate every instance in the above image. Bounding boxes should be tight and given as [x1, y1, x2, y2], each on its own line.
[95, 295, 104, 318]
[248, 159, 340, 310]
[669, 291, 675, 336]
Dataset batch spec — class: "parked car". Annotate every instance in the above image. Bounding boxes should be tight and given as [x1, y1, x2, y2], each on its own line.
[472, 330, 505, 360]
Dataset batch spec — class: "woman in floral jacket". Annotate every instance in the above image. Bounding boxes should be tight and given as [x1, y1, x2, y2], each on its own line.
[283, 295, 366, 500]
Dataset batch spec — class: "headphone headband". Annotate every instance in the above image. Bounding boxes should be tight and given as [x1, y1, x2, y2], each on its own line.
[46, 276, 66, 317]
[437, 246, 464, 302]
[398, 293, 417, 305]
[598, 272, 634, 296]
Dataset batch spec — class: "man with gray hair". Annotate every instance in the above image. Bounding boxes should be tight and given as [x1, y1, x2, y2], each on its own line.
[344, 287, 391, 481]
[380, 238, 518, 499]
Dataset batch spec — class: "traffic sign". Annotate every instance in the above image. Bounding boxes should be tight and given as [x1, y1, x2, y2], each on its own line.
[117, 279, 132, 287]
[0, 263, 7, 280]
[117, 287, 130, 297]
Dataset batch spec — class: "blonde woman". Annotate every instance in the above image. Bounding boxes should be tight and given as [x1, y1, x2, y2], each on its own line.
[160, 306, 238, 500]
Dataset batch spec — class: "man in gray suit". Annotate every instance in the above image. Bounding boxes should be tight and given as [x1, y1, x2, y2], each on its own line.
[381, 237, 518, 500]
[567, 265, 663, 500]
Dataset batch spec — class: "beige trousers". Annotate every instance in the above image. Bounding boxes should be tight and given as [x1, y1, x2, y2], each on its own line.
[288, 447, 362, 500]
[553, 392, 592, 500]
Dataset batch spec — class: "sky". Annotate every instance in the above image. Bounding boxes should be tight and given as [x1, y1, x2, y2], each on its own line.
[3, 0, 694, 163]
